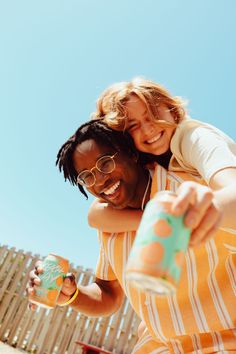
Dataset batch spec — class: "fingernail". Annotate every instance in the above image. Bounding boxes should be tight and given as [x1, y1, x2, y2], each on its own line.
[65, 273, 75, 281]
[64, 277, 71, 284]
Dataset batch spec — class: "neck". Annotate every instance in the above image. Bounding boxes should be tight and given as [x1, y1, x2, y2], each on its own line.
[129, 169, 151, 210]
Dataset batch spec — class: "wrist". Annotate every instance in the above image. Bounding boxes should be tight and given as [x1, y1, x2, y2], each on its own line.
[59, 287, 79, 307]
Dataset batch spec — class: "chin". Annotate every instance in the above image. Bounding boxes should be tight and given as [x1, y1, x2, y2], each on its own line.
[113, 202, 127, 210]
[112, 199, 129, 210]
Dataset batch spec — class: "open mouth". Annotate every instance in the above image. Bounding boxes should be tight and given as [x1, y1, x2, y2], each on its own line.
[146, 131, 163, 144]
[102, 181, 121, 201]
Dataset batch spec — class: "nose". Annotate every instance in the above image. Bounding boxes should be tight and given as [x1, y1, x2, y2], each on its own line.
[141, 121, 154, 136]
[93, 169, 109, 187]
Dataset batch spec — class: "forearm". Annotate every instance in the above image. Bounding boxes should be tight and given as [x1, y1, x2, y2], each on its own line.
[210, 168, 236, 230]
[70, 279, 124, 317]
[214, 185, 236, 229]
[88, 199, 143, 232]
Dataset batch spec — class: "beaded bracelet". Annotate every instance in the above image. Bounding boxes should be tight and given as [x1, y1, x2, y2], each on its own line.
[59, 288, 79, 307]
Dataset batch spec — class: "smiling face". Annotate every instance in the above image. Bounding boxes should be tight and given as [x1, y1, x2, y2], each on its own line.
[125, 94, 176, 155]
[72, 139, 145, 209]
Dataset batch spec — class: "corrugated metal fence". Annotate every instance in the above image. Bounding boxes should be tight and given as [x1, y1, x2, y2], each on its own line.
[0, 245, 139, 353]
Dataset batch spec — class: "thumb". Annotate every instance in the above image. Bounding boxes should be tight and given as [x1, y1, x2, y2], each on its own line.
[62, 273, 77, 296]
[57, 273, 77, 305]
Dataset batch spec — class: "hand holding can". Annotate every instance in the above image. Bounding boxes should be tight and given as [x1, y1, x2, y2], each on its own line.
[125, 191, 191, 295]
[29, 254, 69, 308]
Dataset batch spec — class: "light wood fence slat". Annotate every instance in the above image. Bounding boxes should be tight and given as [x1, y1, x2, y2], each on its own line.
[0, 253, 33, 340]
[41, 306, 62, 353]
[7, 252, 32, 295]
[103, 300, 127, 351]
[0, 289, 12, 327]
[116, 307, 136, 354]
[0, 246, 139, 353]
[57, 309, 79, 353]
[0, 247, 16, 301]
[8, 298, 29, 345]
[66, 314, 87, 354]
[81, 317, 99, 344]
[33, 310, 53, 354]
[0, 250, 24, 300]
[25, 308, 49, 351]
[0, 245, 8, 268]
[0, 295, 19, 339]
[94, 316, 112, 351]
[66, 267, 95, 350]
[16, 306, 36, 348]
[44, 306, 69, 354]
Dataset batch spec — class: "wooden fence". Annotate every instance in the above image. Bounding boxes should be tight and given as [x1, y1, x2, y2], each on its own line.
[0, 245, 140, 353]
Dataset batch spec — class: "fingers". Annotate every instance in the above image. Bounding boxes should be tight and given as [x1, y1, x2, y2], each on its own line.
[34, 260, 44, 274]
[61, 273, 77, 296]
[26, 261, 44, 310]
[57, 273, 77, 305]
[28, 302, 37, 312]
[27, 265, 43, 291]
[171, 184, 196, 216]
[189, 204, 222, 246]
[171, 181, 223, 247]
[184, 188, 214, 229]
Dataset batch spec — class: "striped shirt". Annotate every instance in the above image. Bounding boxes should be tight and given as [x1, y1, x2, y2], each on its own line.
[95, 165, 236, 353]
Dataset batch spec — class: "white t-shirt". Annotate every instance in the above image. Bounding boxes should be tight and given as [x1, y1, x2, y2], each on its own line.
[169, 118, 236, 183]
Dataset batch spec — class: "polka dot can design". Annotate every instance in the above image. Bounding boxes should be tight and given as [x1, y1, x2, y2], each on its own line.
[125, 191, 191, 295]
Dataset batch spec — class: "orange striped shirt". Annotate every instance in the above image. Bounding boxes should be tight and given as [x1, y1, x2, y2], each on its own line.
[95, 165, 236, 353]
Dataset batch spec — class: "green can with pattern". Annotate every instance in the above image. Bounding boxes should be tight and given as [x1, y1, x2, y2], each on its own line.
[29, 254, 69, 308]
[126, 191, 191, 295]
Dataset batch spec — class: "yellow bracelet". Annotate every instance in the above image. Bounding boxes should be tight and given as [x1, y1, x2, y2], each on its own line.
[59, 288, 79, 307]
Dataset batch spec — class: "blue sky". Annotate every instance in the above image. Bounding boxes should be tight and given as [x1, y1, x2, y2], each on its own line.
[0, 0, 235, 270]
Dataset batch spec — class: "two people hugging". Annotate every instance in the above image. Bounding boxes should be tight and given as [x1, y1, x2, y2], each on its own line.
[27, 77, 236, 353]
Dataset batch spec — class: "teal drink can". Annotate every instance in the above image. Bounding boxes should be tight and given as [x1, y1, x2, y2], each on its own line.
[126, 191, 191, 295]
[29, 254, 69, 308]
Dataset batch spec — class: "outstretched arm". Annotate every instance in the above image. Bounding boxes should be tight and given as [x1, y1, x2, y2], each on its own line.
[171, 167, 236, 246]
[27, 262, 125, 317]
[88, 198, 143, 232]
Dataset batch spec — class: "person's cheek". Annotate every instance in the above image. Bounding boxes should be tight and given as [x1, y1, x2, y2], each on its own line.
[87, 187, 99, 198]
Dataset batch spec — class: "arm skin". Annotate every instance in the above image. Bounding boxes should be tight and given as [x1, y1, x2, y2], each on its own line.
[88, 168, 236, 246]
[210, 168, 236, 229]
[70, 278, 125, 317]
[27, 264, 125, 317]
[171, 167, 236, 246]
[88, 198, 143, 232]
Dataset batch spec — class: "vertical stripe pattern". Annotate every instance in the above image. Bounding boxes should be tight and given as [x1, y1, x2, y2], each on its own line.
[95, 165, 236, 353]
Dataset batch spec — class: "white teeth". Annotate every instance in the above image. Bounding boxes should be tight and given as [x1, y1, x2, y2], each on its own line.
[147, 132, 162, 144]
[104, 181, 120, 195]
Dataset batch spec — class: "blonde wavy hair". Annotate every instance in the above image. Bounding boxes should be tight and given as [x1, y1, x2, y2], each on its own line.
[92, 77, 187, 131]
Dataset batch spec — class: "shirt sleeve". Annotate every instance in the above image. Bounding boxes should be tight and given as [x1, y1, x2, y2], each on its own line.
[171, 120, 236, 183]
[95, 230, 117, 281]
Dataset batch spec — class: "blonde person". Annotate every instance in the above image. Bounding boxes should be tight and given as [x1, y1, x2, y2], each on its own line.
[88, 77, 236, 247]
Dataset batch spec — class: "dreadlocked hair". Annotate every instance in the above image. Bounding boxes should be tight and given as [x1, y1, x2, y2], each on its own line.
[56, 119, 147, 199]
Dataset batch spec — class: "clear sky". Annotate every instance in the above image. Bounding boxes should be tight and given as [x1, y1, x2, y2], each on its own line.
[0, 0, 235, 270]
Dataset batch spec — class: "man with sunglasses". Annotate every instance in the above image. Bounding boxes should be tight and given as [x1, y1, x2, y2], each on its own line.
[27, 119, 236, 353]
